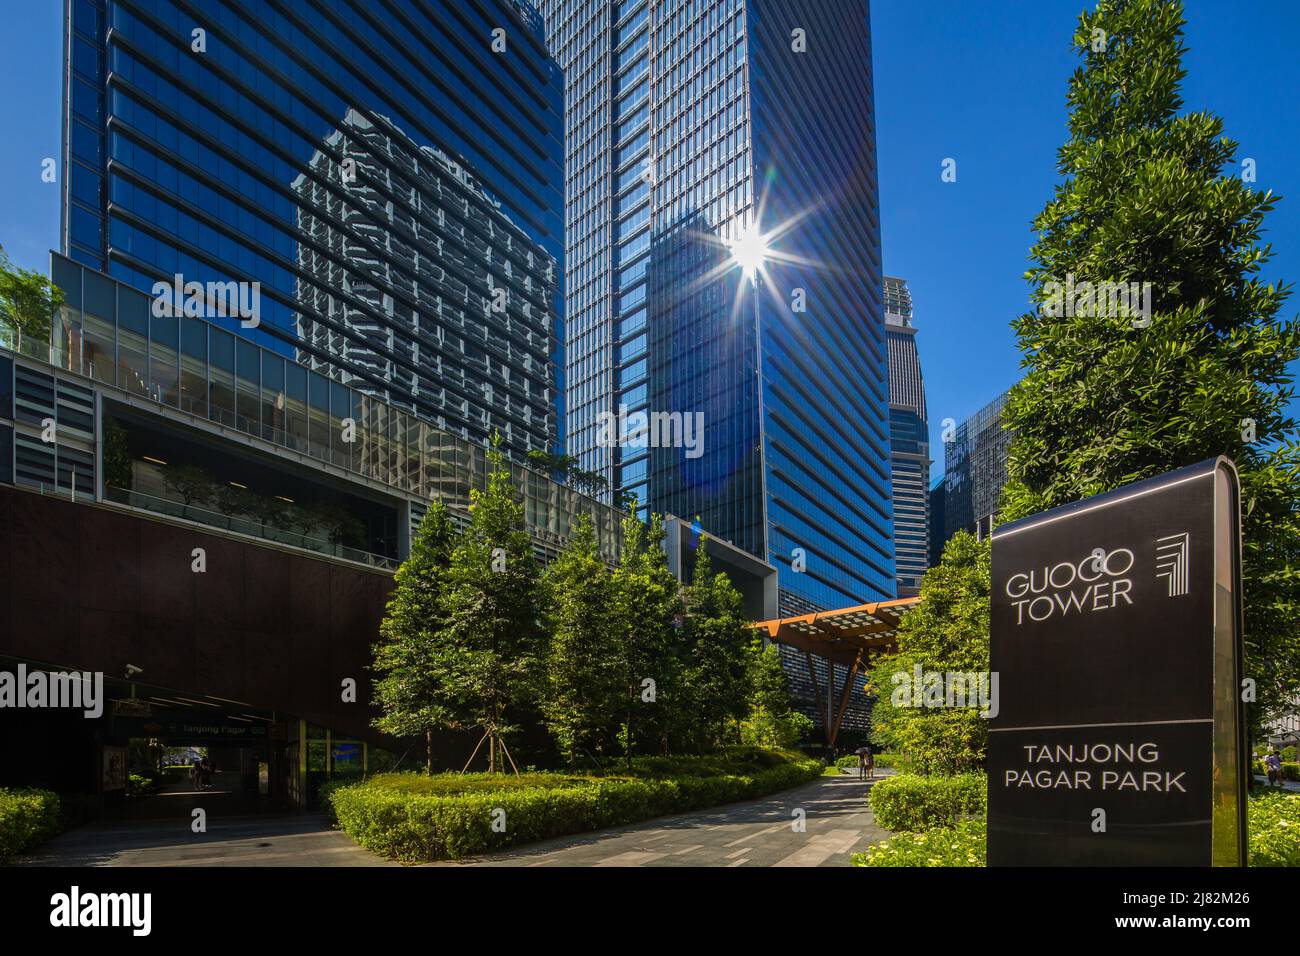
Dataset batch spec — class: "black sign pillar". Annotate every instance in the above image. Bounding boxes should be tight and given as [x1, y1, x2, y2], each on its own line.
[988, 458, 1247, 866]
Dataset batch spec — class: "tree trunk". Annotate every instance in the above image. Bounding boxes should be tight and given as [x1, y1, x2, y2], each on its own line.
[426, 729, 433, 775]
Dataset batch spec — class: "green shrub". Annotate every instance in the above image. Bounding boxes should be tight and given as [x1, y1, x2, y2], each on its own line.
[1282, 745, 1296, 762]
[0, 788, 61, 862]
[868, 773, 986, 832]
[1249, 790, 1300, 867]
[834, 752, 901, 770]
[1256, 759, 1300, 781]
[850, 778, 1298, 869]
[327, 749, 823, 862]
[853, 819, 986, 867]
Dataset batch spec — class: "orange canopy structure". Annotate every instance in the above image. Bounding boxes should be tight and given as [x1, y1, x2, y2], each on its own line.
[752, 597, 920, 752]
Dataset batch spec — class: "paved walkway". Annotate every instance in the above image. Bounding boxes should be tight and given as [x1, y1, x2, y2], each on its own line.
[15, 769, 890, 868]
[15, 813, 395, 867]
[435, 769, 891, 867]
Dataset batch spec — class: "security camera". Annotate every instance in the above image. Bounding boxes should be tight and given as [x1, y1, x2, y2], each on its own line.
[125, 664, 144, 677]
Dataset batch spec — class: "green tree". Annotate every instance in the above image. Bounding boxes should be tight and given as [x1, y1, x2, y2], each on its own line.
[371, 501, 457, 773]
[1001, 0, 1300, 729]
[867, 533, 991, 775]
[610, 512, 683, 762]
[0, 247, 63, 354]
[526, 448, 609, 498]
[161, 464, 216, 508]
[441, 435, 542, 772]
[539, 513, 620, 766]
[680, 546, 751, 753]
[102, 418, 133, 490]
[740, 637, 811, 749]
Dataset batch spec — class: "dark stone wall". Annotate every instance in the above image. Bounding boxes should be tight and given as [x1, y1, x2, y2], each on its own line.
[0, 485, 394, 744]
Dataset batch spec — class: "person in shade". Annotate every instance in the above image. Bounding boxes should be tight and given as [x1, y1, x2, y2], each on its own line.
[1265, 750, 1282, 787]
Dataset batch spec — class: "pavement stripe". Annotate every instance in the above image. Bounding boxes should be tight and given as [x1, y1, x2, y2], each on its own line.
[723, 821, 788, 847]
[131, 843, 378, 867]
[727, 858, 748, 867]
[594, 850, 669, 867]
[672, 845, 703, 855]
[830, 831, 862, 855]
[770, 829, 861, 868]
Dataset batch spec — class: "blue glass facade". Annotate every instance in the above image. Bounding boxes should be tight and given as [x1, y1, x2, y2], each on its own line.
[539, 0, 893, 613]
[62, 0, 566, 459]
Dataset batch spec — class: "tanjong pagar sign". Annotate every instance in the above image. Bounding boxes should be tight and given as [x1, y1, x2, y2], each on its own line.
[988, 458, 1247, 866]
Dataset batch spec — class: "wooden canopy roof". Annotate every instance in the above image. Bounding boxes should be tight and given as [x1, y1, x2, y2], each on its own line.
[753, 597, 919, 665]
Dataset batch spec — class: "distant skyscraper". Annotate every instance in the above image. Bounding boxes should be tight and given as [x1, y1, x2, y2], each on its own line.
[933, 390, 1013, 554]
[928, 476, 948, 567]
[884, 277, 929, 596]
[61, 0, 565, 460]
[538, 0, 893, 614]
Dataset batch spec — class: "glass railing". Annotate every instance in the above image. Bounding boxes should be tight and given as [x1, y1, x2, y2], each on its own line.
[102, 485, 398, 571]
[23, 254, 627, 560]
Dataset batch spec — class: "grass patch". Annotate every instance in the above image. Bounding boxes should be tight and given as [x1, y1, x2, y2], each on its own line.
[325, 747, 823, 862]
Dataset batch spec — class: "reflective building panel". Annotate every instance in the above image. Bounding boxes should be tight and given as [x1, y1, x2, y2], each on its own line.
[62, 0, 566, 460]
[538, 0, 893, 614]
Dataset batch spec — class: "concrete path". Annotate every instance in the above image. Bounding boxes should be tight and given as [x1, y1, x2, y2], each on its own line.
[1252, 774, 1299, 793]
[435, 769, 891, 867]
[14, 769, 890, 868]
[14, 813, 396, 867]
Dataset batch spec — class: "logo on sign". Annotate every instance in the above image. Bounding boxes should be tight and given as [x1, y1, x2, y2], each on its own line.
[1155, 532, 1190, 597]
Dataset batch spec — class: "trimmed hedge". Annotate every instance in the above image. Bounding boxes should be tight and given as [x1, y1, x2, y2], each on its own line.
[326, 749, 823, 862]
[868, 773, 986, 832]
[1254, 759, 1300, 782]
[0, 788, 61, 862]
[853, 819, 986, 867]
[834, 753, 900, 770]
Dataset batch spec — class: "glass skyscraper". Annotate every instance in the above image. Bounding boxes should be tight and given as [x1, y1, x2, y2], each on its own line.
[538, 0, 892, 613]
[934, 389, 1013, 552]
[884, 276, 929, 597]
[61, 0, 565, 458]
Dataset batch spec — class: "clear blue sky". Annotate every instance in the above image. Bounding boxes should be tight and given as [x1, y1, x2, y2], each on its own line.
[1, 1, 1297, 483]
[872, 0, 1300, 480]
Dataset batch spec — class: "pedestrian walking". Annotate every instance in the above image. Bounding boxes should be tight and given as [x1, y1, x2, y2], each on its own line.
[1265, 751, 1282, 787]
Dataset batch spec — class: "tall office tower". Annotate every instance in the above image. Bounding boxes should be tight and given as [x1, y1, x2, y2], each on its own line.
[934, 389, 1013, 550]
[883, 276, 929, 597]
[928, 477, 947, 567]
[61, 0, 565, 459]
[538, 0, 893, 614]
